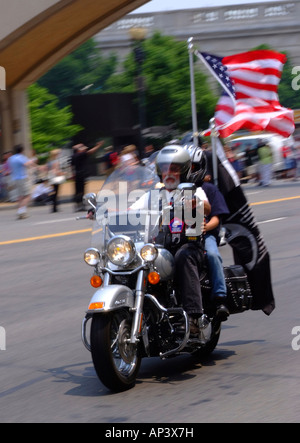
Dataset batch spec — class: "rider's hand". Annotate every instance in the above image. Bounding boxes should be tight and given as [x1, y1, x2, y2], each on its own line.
[87, 209, 95, 220]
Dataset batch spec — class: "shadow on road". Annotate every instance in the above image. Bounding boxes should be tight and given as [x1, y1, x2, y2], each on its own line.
[46, 347, 237, 396]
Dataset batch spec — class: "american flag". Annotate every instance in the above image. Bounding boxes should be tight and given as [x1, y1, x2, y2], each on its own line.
[196, 49, 295, 138]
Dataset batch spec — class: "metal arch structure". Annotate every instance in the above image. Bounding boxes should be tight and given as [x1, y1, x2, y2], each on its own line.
[0, 0, 149, 154]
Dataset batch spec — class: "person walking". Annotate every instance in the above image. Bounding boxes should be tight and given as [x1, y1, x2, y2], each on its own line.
[7, 145, 36, 219]
[71, 141, 103, 211]
[257, 140, 273, 186]
[47, 149, 65, 213]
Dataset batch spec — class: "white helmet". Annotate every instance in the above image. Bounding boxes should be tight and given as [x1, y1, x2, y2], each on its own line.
[155, 145, 191, 182]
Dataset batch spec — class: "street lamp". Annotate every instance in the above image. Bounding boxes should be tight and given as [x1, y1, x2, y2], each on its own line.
[128, 27, 147, 159]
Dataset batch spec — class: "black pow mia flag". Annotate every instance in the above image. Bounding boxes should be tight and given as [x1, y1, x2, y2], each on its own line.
[206, 141, 275, 315]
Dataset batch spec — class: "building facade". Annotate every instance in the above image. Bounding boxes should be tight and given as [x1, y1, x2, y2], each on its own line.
[95, 0, 300, 66]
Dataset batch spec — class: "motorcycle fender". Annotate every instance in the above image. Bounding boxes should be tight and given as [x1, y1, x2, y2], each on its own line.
[87, 284, 134, 313]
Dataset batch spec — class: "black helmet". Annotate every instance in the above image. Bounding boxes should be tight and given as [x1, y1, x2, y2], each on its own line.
[180, 131, 203, 148]
[155, 145, 191, 182]
[183, 144, 207, 184]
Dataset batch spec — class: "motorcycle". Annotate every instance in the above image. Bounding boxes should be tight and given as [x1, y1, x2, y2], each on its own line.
[80, 164, 252, 392]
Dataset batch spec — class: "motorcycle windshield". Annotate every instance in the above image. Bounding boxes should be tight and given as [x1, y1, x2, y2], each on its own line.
[91, 164, 162, 251]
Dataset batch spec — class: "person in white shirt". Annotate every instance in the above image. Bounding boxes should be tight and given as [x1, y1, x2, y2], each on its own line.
[7, 145, 36, 219]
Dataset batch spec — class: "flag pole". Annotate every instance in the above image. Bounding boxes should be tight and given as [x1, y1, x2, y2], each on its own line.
[209, 117, 219, 188]
[188, 37, 198, 148]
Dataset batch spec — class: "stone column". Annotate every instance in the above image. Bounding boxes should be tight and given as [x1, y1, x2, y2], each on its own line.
[0, 88, 32, 156]
[0, 89, 13, 155]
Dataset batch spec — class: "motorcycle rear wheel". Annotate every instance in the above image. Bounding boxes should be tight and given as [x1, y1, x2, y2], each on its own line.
[90, 310, 141, 392]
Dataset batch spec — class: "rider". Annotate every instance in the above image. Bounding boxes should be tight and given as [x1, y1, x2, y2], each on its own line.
[87, 145, 213, 334]
[183, 144, 230, 321]
[154, 145, 211, 335]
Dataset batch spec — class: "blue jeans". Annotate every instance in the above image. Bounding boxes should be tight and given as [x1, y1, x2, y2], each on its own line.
[205, 234, 227, 300]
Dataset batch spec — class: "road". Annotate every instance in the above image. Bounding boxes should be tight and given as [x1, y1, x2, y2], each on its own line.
[0, 181, 300, 423]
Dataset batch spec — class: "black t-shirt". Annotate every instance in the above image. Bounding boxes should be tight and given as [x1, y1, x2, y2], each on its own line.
[202, 182, 230, 240]
[71, 151, 89, 177]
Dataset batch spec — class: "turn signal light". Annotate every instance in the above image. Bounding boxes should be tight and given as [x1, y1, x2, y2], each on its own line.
[148, 271, 160, 285]
[88, 302, 105, 310]
[90, 275, 103, 288]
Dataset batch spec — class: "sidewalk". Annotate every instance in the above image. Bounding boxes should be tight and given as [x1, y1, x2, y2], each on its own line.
[0, 178, 104, 210]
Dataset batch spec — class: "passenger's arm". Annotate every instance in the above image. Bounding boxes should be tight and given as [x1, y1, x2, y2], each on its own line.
[205, 215, 220, 232]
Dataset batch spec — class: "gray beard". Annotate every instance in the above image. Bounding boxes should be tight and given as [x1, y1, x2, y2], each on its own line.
[163, 175, 180, 190]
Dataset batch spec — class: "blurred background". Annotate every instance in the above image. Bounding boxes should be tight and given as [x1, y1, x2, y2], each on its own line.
[1, 0, 300, 201]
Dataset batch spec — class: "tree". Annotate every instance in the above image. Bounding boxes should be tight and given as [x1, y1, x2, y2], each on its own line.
[251, 44, 300, 109]
[278, 55, 300, 109]
[104, 32, 217, 132]
[38, 39, 118, 107]
[27, 83, 82, 154]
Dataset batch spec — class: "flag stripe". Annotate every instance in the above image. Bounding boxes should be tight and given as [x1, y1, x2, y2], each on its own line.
[229, 66, 283, 79]
[235, 84, 279, 101]
[222, 49, 286, 65]
[236, 91, 281, 105]
[227, 61, 284, 75]
[231, 76, 279, 92]
[215, 107, 295, 138]
[215, 98, 235, 116]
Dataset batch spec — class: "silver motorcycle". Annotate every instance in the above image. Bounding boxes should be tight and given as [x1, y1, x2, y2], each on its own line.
[81, 164, 252, 392]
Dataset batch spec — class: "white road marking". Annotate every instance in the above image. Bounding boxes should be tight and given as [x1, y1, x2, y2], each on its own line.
[33, 218, 78, 225]
[257, 217, 286, 224]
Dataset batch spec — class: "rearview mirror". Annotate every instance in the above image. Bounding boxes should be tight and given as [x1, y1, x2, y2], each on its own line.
[177, 183, 196, 193]
[83, 193, 97, 210]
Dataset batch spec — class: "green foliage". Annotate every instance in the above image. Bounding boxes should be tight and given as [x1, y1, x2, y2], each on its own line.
[38, 39, 118, 107]
[105, 32, 217, 132]
[279, 56, 300, 109]
[27, 83, 82, 154]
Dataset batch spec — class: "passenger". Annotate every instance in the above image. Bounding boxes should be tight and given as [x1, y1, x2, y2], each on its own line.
[184, 145, 230, 321]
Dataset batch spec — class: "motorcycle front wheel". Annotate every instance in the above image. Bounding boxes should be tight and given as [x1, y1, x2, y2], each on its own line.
[90, 309, 141, 392]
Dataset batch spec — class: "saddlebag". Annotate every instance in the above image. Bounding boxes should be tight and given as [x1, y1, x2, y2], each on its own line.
[223, 265, 252, 314]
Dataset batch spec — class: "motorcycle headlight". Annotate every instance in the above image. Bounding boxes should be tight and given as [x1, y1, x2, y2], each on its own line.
[84, 248, 100, 266]
[140, 244, 158, 263]
[107, 235, 136, 267]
